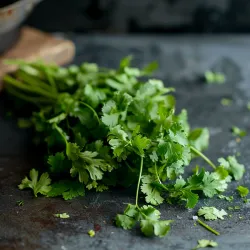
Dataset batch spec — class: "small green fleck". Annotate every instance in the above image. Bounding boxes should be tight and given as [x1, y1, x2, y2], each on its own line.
[229, 214, 232, 218]
[237, 186, 249, 198]
[205, 71, 225, 84]
[54, 213, 70, 219]
[221, 98, 232, 106]
[239, 216, 244, 220]
[218, 195, 233, 202]
[228, 207, 234, 211]
[193, 239, 218, 249]
[231, 126, 247, 137]
[88, 230, 95, 237]
[16, 200, 24, 206]
[234, 206, 240, 210]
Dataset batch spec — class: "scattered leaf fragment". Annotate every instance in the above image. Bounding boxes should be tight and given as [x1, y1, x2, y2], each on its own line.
[198, 207, 227, 220]
[88, 230, 95, 237]
[16, 200, 24, 206]
[205, 71, 225, 84]
[237, 186, 249, 198]
[54, 213, 70, 219]
[218, 195, 233, 202]
[231, 126, 246, 137]
[193, 239, 218, 249]
[220, 98, 232, 106]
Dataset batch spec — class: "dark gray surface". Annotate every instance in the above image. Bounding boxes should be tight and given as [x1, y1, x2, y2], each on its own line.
[1, 35, 250, 250]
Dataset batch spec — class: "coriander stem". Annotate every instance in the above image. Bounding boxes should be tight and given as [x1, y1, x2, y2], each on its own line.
[135, 156, 144, 207]
[190, 146, 216, 170]
[6, 85, 53, 105]
[4, 75, 56, 100]
[197, 219, 220, 236]
[154, 163, 162, 184]
[80, 102, 101, 124]
[43, 67, 58, 94]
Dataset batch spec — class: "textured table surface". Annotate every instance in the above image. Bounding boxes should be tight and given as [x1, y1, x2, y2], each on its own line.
[1, 35, 250, 250]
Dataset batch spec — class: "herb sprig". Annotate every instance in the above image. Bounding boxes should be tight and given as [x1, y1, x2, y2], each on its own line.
[4, 57, 246, 238]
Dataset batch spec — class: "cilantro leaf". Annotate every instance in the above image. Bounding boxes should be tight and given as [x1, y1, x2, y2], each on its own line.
[188, 128, 209, 152]
[116, 204, 138, 230]
[231, 126, 246, 137]
[237, 186, 249, 198]
[116, 204, 173, 237]
[139, 205, 173, 237]
[193, 239, 218, 249]
[218, 156, 245, 180]
[54, 213, 70, 219]
[48, 152, 71, 173]
[198, 207, 228, 220]
[141, 175, 164, 205]
[18, 169, 51, 197]
[47, 180, 85, 200]
[66, 142, 81, 161]
[108, 125, 131, 160]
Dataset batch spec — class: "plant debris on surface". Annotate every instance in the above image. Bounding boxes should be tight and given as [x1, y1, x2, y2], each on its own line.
[3, 57, 246, 238]
[237, 186, 249, 198]
[193, 239, 218, 249]
[54, 213, 70, 219]
[198, 207, 227, 220]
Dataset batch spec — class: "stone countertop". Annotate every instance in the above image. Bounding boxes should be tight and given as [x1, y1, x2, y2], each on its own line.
[0, 35, 250, 250]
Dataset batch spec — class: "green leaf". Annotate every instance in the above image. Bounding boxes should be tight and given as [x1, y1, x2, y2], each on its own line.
[54, 213, 70, 219]
[181, 190, 199, 209]
[231, 126, 246, 137]
[101, 113, 119, 128]
[66, 142, 81, 161]
[18, 169, 51, 197]
[119, 55, 133, 69]
[116, 204, 138, 230]
[237, 186, 249, 198]
[193, 239, 218, 249]
[116, 214, 137, 230]
[132, 134, 151, 157]
[47, 180, 85, 200]
[198, 206, 228, 220]
[188, 128, 209, 152]
[139, 205, 173, 237]
[218, 156, 245, 180]
[48, 113, 67, 124]
[141, 175, 164, 205]
[142, 61, 158, 75]
[48, 152, 71, 173]
[218, 195, 233, 202]
[108, 125, 131, 160]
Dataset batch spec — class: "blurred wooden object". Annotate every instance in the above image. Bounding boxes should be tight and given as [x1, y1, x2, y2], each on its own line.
[0, 26, 75, 90]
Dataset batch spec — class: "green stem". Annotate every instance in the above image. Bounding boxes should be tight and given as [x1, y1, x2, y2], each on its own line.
[135, 156, 144, 207]
[43, 67, 58, 94]
[16, 70, 52, 93]
[197, 219, 220, 236]
[154, 163, 162, 184]
[152, 182, 168, 191]
[190, 146, 216, 170]
[4, 75, 56, 100]
[6, 85, 54, 105]
[79, 102, 101, 124]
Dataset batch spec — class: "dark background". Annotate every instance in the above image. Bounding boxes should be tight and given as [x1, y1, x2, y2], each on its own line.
[25, 0, 250, 34]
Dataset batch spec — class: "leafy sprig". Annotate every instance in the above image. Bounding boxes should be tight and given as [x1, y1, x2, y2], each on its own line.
[4, 57, 246, 238]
